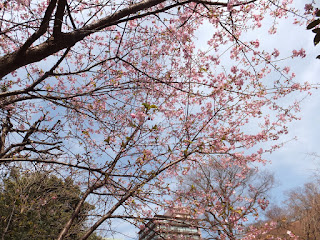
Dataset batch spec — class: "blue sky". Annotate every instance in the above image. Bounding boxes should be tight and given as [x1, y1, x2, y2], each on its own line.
[192, 0, 320, 205]
[254, 8, 320, 204]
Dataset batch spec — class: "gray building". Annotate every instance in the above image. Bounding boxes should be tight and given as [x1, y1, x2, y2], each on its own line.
[138, 208, 202, 240]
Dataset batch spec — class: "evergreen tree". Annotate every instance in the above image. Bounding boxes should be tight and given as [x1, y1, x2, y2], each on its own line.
[0, 169, 102, 240]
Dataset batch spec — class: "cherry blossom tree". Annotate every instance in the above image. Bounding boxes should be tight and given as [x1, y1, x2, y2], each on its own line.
[0, 0, 315, 239]
[176, 158, 274, 239]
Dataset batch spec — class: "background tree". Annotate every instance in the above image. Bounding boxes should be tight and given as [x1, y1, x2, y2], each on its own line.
[0, 0, 316, 239]
[263, 182, 320, 239]
[286, 182, 320, 239]
[250, 177, 320, 239]
[176, 158, 274, 239]
[0, 169, 102, 240]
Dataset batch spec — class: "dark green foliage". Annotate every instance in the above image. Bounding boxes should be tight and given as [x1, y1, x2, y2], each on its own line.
[307, 18, 320, 30]
[307, 9, 320, 59]
[0, 169, 102, 240]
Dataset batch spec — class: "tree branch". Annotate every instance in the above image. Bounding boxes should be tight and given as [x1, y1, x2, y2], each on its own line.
[0, 0, 258, 79]
[16, 0, 57, 55]
[53, 0, 67, 38]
